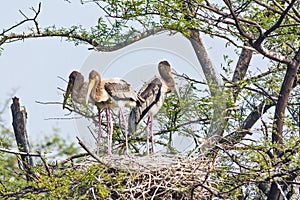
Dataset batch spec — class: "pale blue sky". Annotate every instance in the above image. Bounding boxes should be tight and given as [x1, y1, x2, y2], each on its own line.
[0, 1, 100, 144]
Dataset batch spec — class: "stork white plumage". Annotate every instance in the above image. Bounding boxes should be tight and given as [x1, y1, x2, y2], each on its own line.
[128, 61, 179, 154]
[86, 70, 141, 155]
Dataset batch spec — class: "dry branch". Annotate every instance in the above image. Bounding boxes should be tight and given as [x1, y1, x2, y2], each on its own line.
[0, 147, 39, 157]
[10, 96, 34, 181]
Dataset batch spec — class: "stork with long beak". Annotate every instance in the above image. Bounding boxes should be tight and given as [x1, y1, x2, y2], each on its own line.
[63, 71, 89, 109]
[85, 70, 141, 155]
[128, 61, 179, 154]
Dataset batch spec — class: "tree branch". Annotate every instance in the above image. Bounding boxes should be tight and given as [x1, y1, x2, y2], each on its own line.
[231, 46, 253, 101]
[76, 137, 107, 166]
[254, 0, 297, 46]
[93, 27, 167, 51]
[220, 99, 275, 146]
[223, 0, 254, 41]
[186, 28, 223, 90]
[186, 28, 227, 138]
[0, 147, 40, 157]
[1, 3, 41, 35]
[272, 48, 300, 144]
[0, 31, 99, 47]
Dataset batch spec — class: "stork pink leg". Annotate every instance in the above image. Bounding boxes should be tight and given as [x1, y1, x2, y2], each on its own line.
[146, 116, 151, 155]
[96, 108, 102, 156]
[150, 115, 155, 153]
[106, 108, 113, 156]
[109, 108, 113, 155]
[105, 108, 110, 155]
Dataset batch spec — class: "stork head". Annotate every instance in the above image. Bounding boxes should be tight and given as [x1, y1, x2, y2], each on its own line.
[158, 61, 173, 88]
[86, 70, 101, 104]
[63, 71, 82, 109]
[158, 61, 180, 99]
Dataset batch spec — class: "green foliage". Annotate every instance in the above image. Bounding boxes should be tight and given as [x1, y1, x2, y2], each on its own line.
[0, 116, 28, 197]
[33, 131, 79, 158]
[1, 160, 127, 199]
[26, 164, 119, 199]
[0, 108, 81, 198]
[210, 135, 300, 198]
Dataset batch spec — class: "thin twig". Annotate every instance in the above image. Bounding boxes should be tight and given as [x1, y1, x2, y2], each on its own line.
[57, 75, 68, 83]
[76, 137, 107, 166]
[37, 151, 52, 177]
[60, 153, 89, 166]
[0, 147, 40, 157]
[35, 100, 63, 105]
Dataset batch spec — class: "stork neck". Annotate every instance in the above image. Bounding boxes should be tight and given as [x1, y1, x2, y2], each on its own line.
[162, 76, 175, 92]
[93, 80, 108, 102]
[73, 76, 84, 92]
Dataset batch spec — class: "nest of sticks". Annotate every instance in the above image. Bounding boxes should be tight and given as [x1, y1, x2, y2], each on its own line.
[66, 141, 216, 200]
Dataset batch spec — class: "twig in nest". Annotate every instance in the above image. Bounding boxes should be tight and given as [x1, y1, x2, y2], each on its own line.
[76, 137, 107, 166]
[60, 153, 90, 166]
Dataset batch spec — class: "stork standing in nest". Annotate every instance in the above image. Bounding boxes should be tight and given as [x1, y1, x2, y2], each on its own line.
[63, 71, 90, 109]
[128, 61, 179, 155]
[85, 70, 141, 156]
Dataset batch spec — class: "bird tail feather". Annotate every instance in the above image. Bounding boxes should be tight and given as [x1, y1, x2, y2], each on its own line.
[128, 108, 138, 134]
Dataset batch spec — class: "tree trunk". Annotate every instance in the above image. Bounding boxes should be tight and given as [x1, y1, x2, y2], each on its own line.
[272, 61, 299, 144]
[11, 97, 34, 181]
[187, 29, 226, 139]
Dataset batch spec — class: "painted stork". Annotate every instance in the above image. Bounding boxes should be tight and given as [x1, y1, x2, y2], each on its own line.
[63, 71, 89, 109]
[128, 60, 179, 154]
[85, 70, 141, 155]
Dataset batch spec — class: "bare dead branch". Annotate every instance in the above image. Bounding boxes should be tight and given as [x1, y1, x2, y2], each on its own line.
[0, 147, 40, 157]
[2, 3, 41, 35]
[11, 97, 34, 181]
[18, 10, 28, 19]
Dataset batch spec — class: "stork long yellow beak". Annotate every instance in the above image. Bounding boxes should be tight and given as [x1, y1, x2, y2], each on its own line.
[86, 79, 96, 104]
[63, 81, 74, 109]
